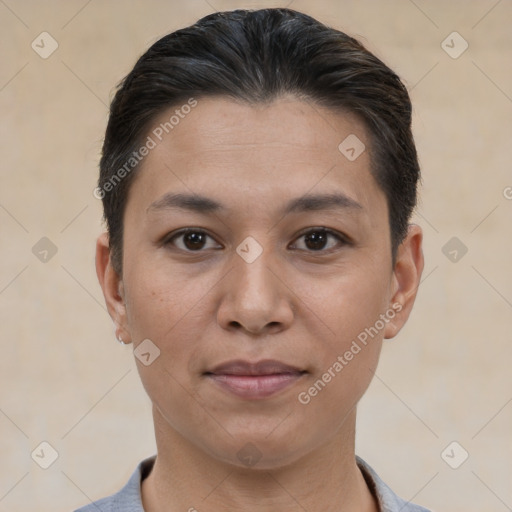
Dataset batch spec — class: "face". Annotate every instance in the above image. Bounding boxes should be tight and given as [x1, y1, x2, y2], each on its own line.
[97, 96, 423, 470]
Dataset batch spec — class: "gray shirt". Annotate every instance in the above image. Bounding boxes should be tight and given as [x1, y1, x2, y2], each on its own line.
[74, 455, 431, 512]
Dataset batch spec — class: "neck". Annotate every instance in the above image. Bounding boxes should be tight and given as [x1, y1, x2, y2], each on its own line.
[142, 407, 378, 512]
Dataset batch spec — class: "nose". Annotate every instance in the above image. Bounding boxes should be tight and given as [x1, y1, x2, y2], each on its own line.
[216, 247, 294, 336]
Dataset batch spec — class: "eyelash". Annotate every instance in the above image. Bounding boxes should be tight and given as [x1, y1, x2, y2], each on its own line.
[164, 227, 349, 254]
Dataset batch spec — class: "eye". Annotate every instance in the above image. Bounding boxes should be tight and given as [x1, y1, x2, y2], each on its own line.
[290, 228, 347, 252]
[164, 227, 347, 253]
[165, 228, 221, 252]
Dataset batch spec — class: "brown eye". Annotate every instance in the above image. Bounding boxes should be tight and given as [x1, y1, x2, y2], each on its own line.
[166, 229, 220, 252]
[304, 230, 329, 250]
[292, 228, 345, 252]
[182, 231, 207, 250]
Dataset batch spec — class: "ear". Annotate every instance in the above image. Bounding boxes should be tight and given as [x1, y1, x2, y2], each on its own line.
[383, 224, 424, 339]
[95, 232, 131, 344]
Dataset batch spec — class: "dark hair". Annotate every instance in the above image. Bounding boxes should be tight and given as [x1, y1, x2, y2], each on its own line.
[99, 8, 420, 273]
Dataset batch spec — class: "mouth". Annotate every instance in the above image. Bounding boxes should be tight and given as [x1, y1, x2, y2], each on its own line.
[204, 359, 307, 400]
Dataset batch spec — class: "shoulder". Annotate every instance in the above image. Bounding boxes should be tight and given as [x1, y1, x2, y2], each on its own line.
[73, 456, 156, 512]
[356, 456, 432, 512]
[73, 494, 116, 512]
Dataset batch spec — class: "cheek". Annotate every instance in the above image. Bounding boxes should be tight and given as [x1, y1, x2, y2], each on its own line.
[124, 262, 208, 340]
[293, 261, 392, 345]
[294, 263, 390, 396]
[123, 264, 219, 390]
[124, 271, 212, 434]
[294, 276, 387, 437]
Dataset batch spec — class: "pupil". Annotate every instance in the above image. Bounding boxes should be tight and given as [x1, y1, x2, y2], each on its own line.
[185, 232, 205, 250]
[305, 231, 327, 250]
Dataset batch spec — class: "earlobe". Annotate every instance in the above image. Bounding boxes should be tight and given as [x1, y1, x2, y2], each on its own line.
[95, 232, 132, 344]
[383, 224, 424, 340]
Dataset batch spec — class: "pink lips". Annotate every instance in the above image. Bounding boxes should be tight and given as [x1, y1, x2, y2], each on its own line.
[205, 359, 306, 399]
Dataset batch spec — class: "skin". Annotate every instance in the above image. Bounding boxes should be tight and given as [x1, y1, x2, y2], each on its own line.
[96, 96, 424, 512]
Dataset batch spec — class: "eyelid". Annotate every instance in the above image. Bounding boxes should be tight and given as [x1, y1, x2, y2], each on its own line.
[294, 226, 348, 241]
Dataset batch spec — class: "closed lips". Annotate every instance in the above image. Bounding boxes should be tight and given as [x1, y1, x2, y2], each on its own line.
[204, 359, 306, 376]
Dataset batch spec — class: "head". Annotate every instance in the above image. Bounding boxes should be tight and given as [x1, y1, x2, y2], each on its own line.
[96, 8, 423, 470]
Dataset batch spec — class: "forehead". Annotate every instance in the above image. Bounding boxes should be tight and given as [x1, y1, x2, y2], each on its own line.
[125, 96, 386, 224]
[147, 96, 367, 164]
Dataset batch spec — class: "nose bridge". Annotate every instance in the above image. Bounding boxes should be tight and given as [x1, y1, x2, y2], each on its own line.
[233, 237, 277, 307]
[217, 235, 293, 333]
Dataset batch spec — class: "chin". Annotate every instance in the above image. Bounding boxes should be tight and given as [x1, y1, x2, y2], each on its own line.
[201, 429, 314, 472]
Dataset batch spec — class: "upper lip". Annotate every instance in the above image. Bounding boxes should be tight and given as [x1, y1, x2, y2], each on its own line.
[205, 359, 305, 376]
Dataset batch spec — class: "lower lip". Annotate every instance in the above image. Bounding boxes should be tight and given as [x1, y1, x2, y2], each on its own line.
[206, 373, 304, 399]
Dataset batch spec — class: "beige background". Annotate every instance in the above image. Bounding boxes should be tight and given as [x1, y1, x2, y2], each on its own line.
[1, 0, 511, 511]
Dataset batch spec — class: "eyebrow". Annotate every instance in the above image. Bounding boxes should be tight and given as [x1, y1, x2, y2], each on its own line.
[147, 192, 363, 216]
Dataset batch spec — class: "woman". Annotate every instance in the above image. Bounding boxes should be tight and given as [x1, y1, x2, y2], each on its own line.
[78, 8, 428, 512]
